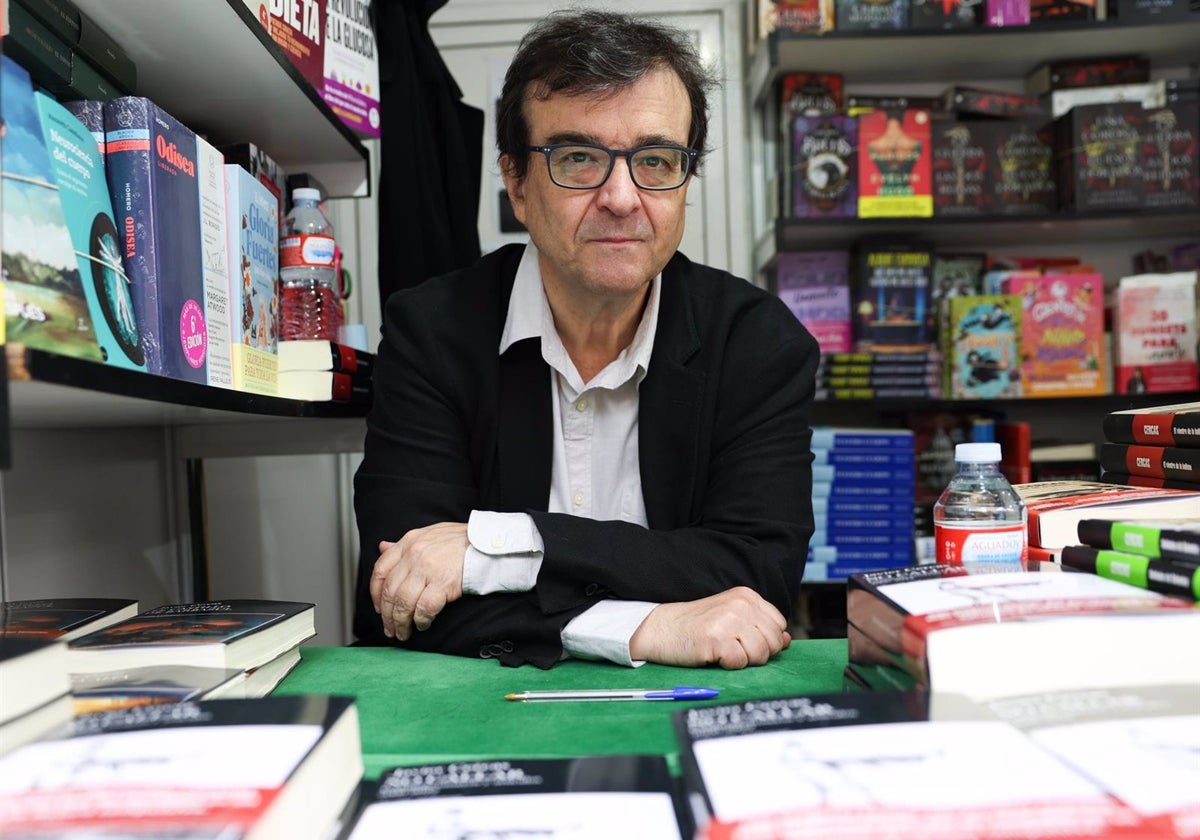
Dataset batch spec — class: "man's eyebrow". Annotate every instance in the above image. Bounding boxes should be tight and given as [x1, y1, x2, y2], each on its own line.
[540, 132, 687, 147]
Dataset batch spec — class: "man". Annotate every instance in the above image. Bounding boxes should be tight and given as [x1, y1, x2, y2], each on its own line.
[354, 9, 819, 669]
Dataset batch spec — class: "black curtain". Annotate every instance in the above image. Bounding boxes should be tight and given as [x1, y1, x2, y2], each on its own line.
[370, 0, 484, 307]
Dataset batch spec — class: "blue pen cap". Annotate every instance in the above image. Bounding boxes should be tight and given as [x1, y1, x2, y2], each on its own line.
[644, 686, 720, 700]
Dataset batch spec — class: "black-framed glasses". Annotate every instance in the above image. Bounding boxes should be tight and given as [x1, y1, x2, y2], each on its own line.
[526, 143, 698, 191]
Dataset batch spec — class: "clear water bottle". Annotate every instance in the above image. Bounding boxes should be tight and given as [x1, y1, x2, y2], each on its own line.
[933, 442, 1028, 570]
[279, 187, 343, 341]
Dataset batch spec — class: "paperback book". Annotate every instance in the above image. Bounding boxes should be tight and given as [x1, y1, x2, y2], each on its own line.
[225, 163, 281, 395]
[0, 597, 138, 640]
[0, 637, 70, 728]
[1014, 479, 1200, 548]
[1078, 517, 1200, 564]
[1103, 401, 1200, 448]
[1003, 272, 1105, 397]
[790, 115, 857, 218]
[277, 370, 371, 403]
[857, 109, 933, 218]
[1059, 544, 1200, 600]
[277, 339, 375, 376]
[1114, 272, 1199, 395]
[852, 240, 934, 349]
[1100, 442, 1200, 483]
[931, 121, 990, 216]
[945, 294, 1022, 399]
[773, 251, 852, 353]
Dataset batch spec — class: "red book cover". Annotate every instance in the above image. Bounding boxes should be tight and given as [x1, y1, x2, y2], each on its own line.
[1100, 443, 1200, 483]
[857, 109, 933, 218]
[245, 0, 326, 94]
[1103, 401, 1200, 449]
[1014, 480, 1200, 548]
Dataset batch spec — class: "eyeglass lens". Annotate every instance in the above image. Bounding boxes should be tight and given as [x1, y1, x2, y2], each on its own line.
[547, 146, 690, 189]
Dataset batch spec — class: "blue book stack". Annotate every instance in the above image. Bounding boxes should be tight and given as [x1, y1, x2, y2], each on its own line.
[804, 426, 916, 581]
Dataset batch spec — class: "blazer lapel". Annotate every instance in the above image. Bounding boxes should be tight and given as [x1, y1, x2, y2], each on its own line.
[640, 258, 704, 529]
[497, 338, 553, 512]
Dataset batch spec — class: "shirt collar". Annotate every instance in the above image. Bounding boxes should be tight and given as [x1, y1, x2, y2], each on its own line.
[499, 242, 660, 392]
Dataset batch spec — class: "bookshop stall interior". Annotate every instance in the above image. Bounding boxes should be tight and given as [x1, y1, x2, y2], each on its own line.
[2, 0, 1200, 836]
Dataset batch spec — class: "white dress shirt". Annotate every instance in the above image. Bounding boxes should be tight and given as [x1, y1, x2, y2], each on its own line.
[460, 243, 660, 666]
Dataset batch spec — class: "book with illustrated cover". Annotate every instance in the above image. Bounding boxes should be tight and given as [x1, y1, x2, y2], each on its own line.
[911, 0, 983, 27]
[945, 293, 1022, 399]
[323, 0, 381, 138]
[846, 563, 1200, 702]
[278, 339, 375, 375]
[857, 109, 934, 218]
[278, 369, 371, 403]
[852, 240, 934, 349]
[773, 251, 852, 353]
[758, 0, 836, 34]
[1, 54, 103, 362]
[1060, 544, 1200, 600]
[790, 115, 857, 218]
[835, 0, 909, 28]
[243, 0, 325, 93]
[198, 135, 231, 389]
[1013, 480, 1200, 549]
[103, 95, 208, 382]
[1104, 401, 1200, 449]
[0, 695, 363, 840]
[1114, 274, 1200, 395]
[675, 690, 1154, 840]
[1100, 442, 1200, 484]
[1004, 272, 1105, 397]
[931, 121, 990, 216]
[1079, 517, 1200, 565]
[34, 91, 146, 371]
[990, 119, 1057, 215]
[0, 597, 138, 641]
[67, 599, 316, 674]
[344, 755, 686, 839]
[225, 163, 280, 396]
[1141, 104, 1199, 210]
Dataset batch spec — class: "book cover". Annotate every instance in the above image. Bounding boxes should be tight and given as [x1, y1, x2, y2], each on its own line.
[103, 95, 208, 382]
[198, 135, 231, 389]
[759, 0, 836, 33]
[1025, 55, 1152, 97]
[244, 0, 325, 93]
[69, 662, 247, 714]
[0, 597, 138, 641]
[773, 251, 852, 353]
[225, 163, 281, 396]
[0, 695, 362, 840]
[1103, 401, 1200, 449]
[780, 72, 844, 118]
[345, 756, 686, 839]
[1100, 442, 1200, 484]
[1141, 104, 1199, 210]
[1, 54, 103, 362]
[1055, 102, 1145, 212]
[60, 99, 105, 156]
[277, 369, 371, 403]
[1080, 516, 1200, 561]
[219, 141, 286, 216]
[73, 9, 137, 93]
[322, 0, 381, 138]
[943, 87, 1042, 119]
[277, 339, 375, 375]
[1004, 272, 1105, 397]
[911, 0, 984, 27]
[931, 121, 990, 217]
[1060, 544, 1200, 600]
[1114, 272, 1199, 395]
[946, 294, 1022, 399]
[790, 115, 857, 218]
[857, 109, 934, 218]
[1013, 479, 1200, 548]
[835, 0, 909, 28]
[67, 598, 316, 673]
[811, 426, 915, 451]
[852, 240, 934, 348]
[4, 2, 73, 93]
[929, 253, 985, 316]
[990, 119, 1057, 215]
[34, 91, 146, 371]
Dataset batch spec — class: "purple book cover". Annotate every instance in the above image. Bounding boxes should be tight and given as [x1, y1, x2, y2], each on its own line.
[987, 0, 1031, 24]
[791, 116, 857, 218]
[774, 251, 852, 353]
[104, 96, 207, 382]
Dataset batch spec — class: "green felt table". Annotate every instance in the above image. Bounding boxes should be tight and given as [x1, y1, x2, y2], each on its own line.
[273, 639, 849, 778]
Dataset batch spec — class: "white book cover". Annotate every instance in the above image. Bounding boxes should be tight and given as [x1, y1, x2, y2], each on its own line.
[198, 136, 231, 389]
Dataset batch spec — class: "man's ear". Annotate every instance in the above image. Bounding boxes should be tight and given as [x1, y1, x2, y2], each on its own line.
[500, 154, 526, 221]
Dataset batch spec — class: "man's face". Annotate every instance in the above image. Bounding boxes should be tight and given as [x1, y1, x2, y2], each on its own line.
[502, 67, 693, 304]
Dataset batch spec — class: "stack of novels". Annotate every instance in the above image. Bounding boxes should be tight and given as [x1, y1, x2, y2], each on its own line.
[815, 349, 942, 401]
[805, 427, 915, 581]
[844, 562, 1200, 701]
[1100, 401, 1200, 489]
[276, 339, 374, 403]
[1059, 518, 1200, 601]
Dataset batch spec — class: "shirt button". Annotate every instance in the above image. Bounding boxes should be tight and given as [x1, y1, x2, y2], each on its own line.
[491, 535, 506, 550]
[573, 492, 585, 507]
[575, 398, 588, 411]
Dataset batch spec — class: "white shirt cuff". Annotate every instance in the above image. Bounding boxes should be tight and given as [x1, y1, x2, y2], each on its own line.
[561, 600, 659, 667]
[462, 510, 544, 595]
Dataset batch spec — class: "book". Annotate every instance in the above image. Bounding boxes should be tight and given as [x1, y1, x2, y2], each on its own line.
[0, 637, 69, 726]
[1025, 54, 1151, 97]
[0, 695, 363, 840]
[1142, 104, 1200, 210]
[989, 119, 1057, 215]
[675, 689, 1152, 840]
[277, 339, 375, 375]
[852, 240, 934, 348]
[931, 120, 990, 217]
[1015, 480, 1200, 548]
[1103, 400, 1200, 449]
[66, 598, 316, 674]
[758, 0, 836, 34]
[70, 662, 247, 714]
[773, 251, 852, 353]
[846, 563, 1200, 701]
[1060, 544, 1200, 600]
[1078, 517, 1200, 565]
[789, 115, 857, 219]
[343, 755, 686, 839]
[33, 90, 147, 370]
[0, 693, 73, 756]
[198, 135, 231, 389]
[1100, 442, 1200, 483]
[225, 162, 281, 396]
[1114, 273, 1200, 395]
[277, 369, 372, 403]
[1004, 272, 1105, 398]
[103, 95, 209, 383]
[4, 1, 73, 93]
[945, 293, 1022, 399]
[835, 0, 909, 29]
[1099, 472, 1200, 491]
[0, 596, 138, 640]
[856, 109, 933, 218]
[322, 0, 381, 138]
[1, 54, 103, 362]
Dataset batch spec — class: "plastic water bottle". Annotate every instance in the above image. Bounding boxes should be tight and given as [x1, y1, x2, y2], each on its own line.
[933, 442, 1028, 570]
[279, 187, 342, 341]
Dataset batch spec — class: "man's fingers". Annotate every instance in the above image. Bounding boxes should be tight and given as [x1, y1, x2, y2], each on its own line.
[413, 588, 448, 632]
[369, 541, 402, 612]
[380, 577, 423, 641]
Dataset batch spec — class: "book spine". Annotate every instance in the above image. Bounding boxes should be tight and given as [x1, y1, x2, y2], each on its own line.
[1060, 545, 1200, 600]
[1098, 471, 1200, 491]
[810, 428, 915, 449]
[197, 135, 231, 389]
[1078, 519, 1200, 566]
[1103, 408, 1200, 449]
[1100, 442, 1200, 483]
[75, 9, 137, 92]
[103, 96, 163, 373]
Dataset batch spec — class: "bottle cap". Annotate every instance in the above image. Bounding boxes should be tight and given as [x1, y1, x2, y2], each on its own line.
[292, 187, 321, 202]
[955, 442, 1002, 463]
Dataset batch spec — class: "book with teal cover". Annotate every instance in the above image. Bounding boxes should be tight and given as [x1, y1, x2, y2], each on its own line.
[34, 91, 145, 369]
[1, 54, 102, 360]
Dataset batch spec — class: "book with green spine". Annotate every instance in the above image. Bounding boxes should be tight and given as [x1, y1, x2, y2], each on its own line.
[1060, 544, 1200, 601]
[1078, 518, 1200, 566]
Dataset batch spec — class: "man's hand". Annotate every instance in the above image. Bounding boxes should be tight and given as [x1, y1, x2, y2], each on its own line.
[370, 522, 468, 641]
[628, 587, 791, 669]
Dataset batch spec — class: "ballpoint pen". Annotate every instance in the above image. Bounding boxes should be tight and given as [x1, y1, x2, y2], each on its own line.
[504, 687, 719, 702]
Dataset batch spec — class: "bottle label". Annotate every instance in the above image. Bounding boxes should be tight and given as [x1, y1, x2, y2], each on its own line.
[934, 522, 1027, 570]
[280, 234, 336, 269]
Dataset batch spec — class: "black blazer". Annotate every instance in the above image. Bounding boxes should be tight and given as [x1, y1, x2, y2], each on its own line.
[354, 244, 819, 667]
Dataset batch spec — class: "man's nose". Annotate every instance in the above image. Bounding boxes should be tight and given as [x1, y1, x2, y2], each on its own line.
[595, 157, 641, 214]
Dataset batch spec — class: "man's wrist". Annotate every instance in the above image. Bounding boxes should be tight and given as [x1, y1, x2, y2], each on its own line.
[461, 510, 544, 595]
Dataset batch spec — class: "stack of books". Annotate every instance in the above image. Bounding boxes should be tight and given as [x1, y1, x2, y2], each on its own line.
[277, 339, 374, 403]
[804, 427, 915, 582]
[1099, 400, 1200, 490]
[1059, 518, 1200, 601]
